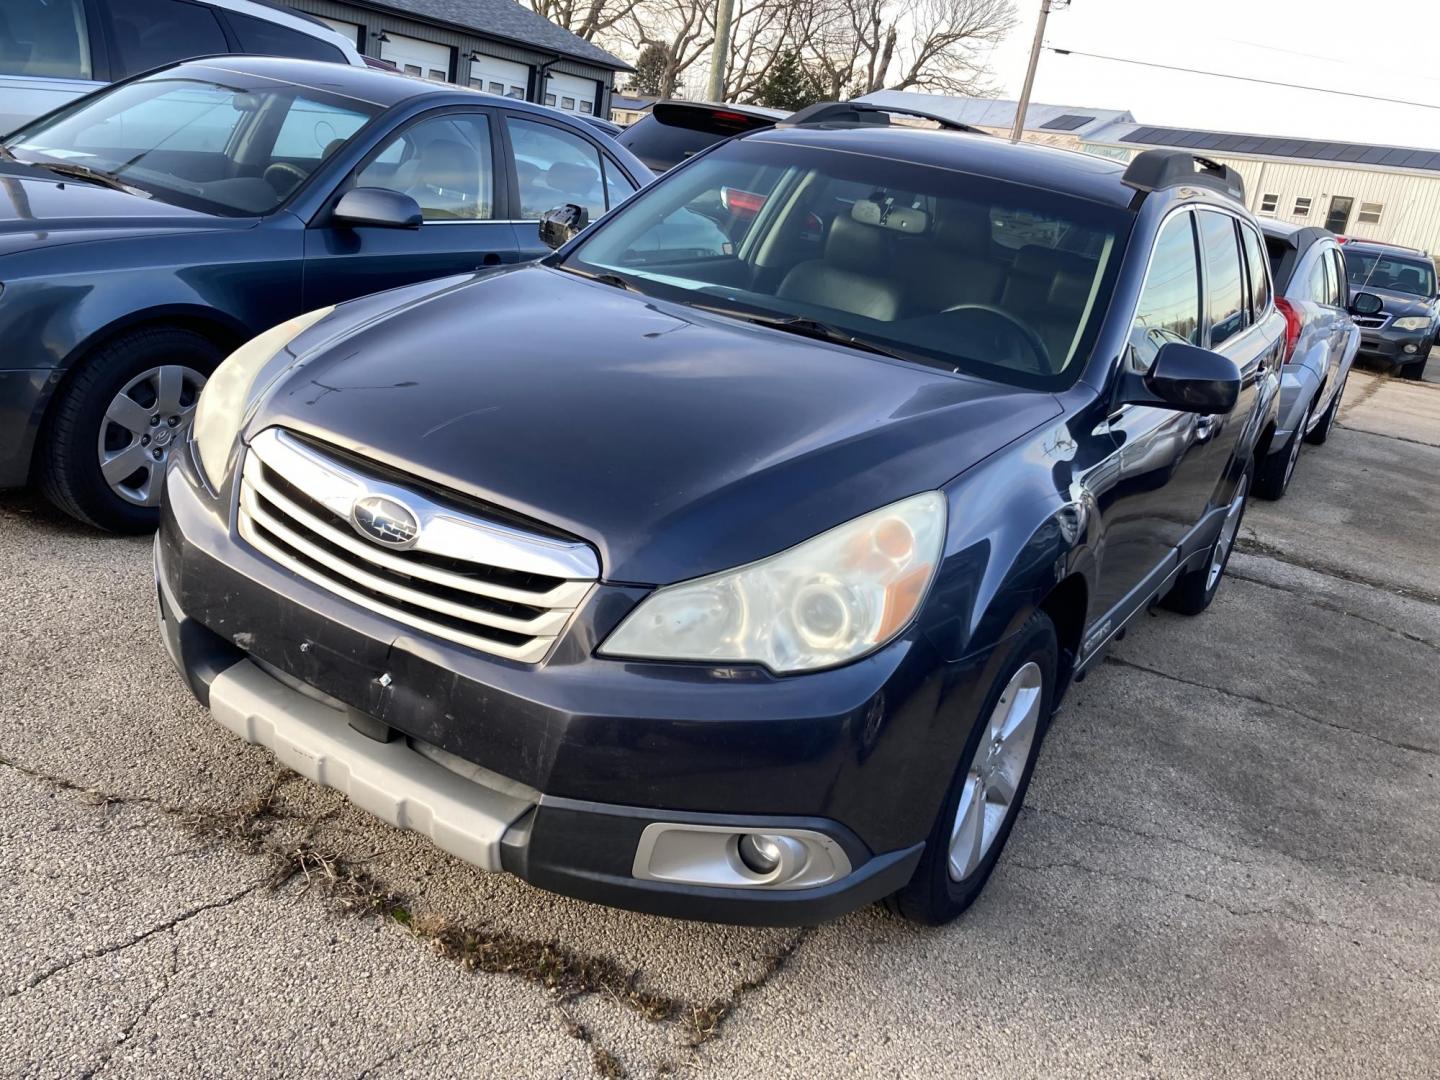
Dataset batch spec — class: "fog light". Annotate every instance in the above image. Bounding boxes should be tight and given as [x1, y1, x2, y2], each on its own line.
[1405, 343, 1419, 354]
[737, 833, 784, 874]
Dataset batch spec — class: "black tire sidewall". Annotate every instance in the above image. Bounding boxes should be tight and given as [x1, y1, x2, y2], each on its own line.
[41, 329, 222, 532]
[894, 613, 1058, 924]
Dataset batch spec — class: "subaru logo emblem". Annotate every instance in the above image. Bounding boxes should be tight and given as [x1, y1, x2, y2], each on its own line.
[351, 495, 419, 548]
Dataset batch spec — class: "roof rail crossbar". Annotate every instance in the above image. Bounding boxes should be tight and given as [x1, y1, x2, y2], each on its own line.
[1121, 149, 1245, 203]
[779, 100, 990, 136]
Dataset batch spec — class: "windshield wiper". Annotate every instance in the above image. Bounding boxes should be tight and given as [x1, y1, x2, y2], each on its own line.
[693, 304, 915, 362]
[557, 265, 642, 293]
[29, 160, 150, 198]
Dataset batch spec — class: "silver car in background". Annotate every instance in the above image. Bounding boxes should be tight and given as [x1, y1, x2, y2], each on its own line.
[1255, 222, 1369, 499]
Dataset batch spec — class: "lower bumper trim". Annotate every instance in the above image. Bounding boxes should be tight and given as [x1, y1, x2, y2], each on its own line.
[207, 658, 539, 870]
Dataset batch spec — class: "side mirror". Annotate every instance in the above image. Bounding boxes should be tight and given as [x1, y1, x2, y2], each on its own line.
[1120, 342, 1241, 414]
[332, 187, 422, 229]
[1350, 291, 1383, 316]
[539, 203, 589, 250]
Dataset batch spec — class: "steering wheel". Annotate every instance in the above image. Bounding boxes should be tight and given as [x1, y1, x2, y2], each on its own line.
[941, 303, 1052, 375]
[263, 162, 309, 196]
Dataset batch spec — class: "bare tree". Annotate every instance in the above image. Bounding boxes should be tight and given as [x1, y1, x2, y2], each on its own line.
[616, 0, 713, 99]
[526, 0, 645, 41]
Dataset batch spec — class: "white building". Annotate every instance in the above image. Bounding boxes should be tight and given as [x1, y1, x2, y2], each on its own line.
[859, 90, 1440, 253]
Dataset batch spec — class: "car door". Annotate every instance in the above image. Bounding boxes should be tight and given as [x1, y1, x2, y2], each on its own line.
[501, 111, 641, 261]
[301, 108, 520, 310]
[1092, 208, 1220, 618]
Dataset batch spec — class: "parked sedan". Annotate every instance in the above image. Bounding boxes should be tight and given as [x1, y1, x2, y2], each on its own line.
[0, 56, 651, 530]
[1256, 222, 1372, 498]
[156, 121, 1279, 926]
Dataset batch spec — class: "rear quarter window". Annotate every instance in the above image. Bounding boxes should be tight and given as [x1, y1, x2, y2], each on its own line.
[225, 12, 347, 63]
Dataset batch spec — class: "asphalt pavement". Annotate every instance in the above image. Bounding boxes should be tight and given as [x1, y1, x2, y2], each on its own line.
[2, 370, 1436, 1078]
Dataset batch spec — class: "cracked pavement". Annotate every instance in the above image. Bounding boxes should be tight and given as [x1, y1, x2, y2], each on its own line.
[2, 370, 1438, 1077]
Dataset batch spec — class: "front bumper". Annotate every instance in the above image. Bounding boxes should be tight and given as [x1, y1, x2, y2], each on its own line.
[1357, 328, 1430, 365]
[155, 451, 971, 923]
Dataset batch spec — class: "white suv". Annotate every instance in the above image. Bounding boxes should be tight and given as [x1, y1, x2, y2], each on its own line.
[0, 0, 364, 133]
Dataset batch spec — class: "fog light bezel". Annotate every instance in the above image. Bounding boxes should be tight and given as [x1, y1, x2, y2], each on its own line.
[632, 823, 852, 890]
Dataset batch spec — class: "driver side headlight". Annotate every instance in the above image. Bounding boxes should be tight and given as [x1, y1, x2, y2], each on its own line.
[600, 492, 946, 674]
[193, 308, 334, 488]
[1392, 316, 1431, 330]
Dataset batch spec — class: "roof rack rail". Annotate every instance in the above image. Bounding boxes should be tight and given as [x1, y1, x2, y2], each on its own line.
[779, 100, 990, 136]
[1121, 149, 1245, 203]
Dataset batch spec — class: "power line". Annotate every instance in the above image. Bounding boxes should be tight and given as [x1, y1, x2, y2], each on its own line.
[1047, 47, 1440, 112]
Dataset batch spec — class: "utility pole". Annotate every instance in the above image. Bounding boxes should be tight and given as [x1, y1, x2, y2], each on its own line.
[1011, 0, 1063, 142]
[706, 0, 735, 102]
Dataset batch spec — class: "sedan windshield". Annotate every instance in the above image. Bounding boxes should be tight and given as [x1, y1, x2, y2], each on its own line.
[563, 138, 1130, 387]
[4, 75, 381, 216]
[1344, 250, 1437, 298]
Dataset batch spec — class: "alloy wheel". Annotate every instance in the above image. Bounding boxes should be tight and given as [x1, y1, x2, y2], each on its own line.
[948, 661, 1043, 881]
[1206, 473, 1249, 592]
[96, 365, 207, 507]
[1282, 406, 1308, 488]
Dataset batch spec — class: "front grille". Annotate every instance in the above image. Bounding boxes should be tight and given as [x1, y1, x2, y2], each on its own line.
[237, 427, 598, 663]
[1353, 313, 1389, 329]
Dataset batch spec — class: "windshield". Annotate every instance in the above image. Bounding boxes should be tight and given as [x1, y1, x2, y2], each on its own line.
[562, 139, 1130, 387]
[1344, 250, 1437, 298]
[4, 75, 381, 216]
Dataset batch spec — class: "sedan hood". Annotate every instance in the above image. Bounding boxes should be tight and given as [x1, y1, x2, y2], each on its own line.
[0, 166, 235, 256]
[253, 266, 1062, 584]
[1357, 284, 1434, 317]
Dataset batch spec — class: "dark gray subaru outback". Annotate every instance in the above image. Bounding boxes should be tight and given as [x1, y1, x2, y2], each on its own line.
[156, 105, 1281, 925]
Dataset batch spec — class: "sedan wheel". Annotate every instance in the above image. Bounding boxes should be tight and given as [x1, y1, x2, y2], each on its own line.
[97, 365, 207, 507]
[948, 661, 1043, 880]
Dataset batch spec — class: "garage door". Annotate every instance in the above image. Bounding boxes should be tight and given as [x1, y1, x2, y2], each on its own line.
[381, 33, 450, 82]
[316, 16, 362, 48]
[544, 72, 597, 115]
[469, 54, 529, 100]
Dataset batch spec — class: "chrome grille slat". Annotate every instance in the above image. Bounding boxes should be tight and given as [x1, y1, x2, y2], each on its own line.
[1354, 313, 1389, 329]
[237, 427, 598, 663]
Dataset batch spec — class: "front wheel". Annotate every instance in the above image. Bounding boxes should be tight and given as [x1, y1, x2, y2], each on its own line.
[1400, 355, 1428, 381]
[885, 612, 1057, 925]
[39, 328, 220, 532]
[1161, 465, 1251, 616]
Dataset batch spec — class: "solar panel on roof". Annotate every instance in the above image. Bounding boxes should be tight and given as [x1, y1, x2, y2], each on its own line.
[1039, 113, 1096, 131]
[1110, 121, 1440, 173]
[1359, 146, 1390, 164]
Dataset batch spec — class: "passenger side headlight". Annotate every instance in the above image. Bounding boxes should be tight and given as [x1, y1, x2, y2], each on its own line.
[600, 492, 946, 674]
[1392, 316, 1431, 330]
[193, 308, 334, 488]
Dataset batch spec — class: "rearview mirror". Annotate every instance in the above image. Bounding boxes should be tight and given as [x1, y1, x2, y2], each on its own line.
[1350, 291, 1383, 316]
[1120, 342, 1240, 414]
[332, 187, 422, 229]
[539, 203, 589, 250]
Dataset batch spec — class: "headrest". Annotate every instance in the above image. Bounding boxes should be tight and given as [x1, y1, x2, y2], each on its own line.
[547, 161, 598, 196]
[826, 213, 891, 271]
[933, 206, 991, 249]
[851, 198, 928, 234]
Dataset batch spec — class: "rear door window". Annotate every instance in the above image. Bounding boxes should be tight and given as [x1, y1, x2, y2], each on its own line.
[1329, 249, 1349, 306]
[224, 12, 347, 64]
[106, 0, 229, 77]
[1240, 224, 1270, 319]
[0, 0, 92, 79]
[506, 116, 608, 220]
[1198, 211, 1247, 346]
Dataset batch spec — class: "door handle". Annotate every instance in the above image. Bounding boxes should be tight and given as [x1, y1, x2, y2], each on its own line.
[1195, 414, 1217, 441]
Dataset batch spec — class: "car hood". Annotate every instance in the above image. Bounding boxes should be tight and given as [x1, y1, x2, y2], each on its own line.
[1355, 284, 1434, 318]
[253, 266, 1062, 584]
[0, 166, 234, 255]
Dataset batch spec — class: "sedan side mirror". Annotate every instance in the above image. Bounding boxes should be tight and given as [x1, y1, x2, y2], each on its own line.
[539, 203, 589, 250]
[1120, 342, 1241, 414]
[1350, 291, 1383, 316]
[332, 187, 423, 229]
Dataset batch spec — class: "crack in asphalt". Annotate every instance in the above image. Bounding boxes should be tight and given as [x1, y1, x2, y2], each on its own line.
[350, 1031, 439, 1080]
[1102, 656, 1440, 759]
[8, 882, 262, 998]
[1235, 537, 1440, 607]
[1225, 570, 1440, 653]
[1335, 423, 1440, 451]
[79, 934, 181, 1079]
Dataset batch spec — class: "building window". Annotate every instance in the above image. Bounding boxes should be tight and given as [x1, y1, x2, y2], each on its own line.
[1258, 193, 1279, 215]
[403, 64, 421, 76]
[488, 80, 503, 94]
[561, 96, 576, 110]
[580, 101, 592, 114]
[1293, 196, 1312, 217]
[506, 87, 524, 99]
[468, 78, 482, 90]
[1358, 202, 1384, 224]
[427, 68, 446, 82]
[544, 93, 556, 105]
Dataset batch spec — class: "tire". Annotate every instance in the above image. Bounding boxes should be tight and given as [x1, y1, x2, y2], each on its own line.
[1401, 355, 1427, 381]
[1254, 401, 1310, 500]
[885, 611, 1057, 925]
[1305, 373, 1346, 446]
[1160, 463, 1252, 616]
[39, 328, 222, 532]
